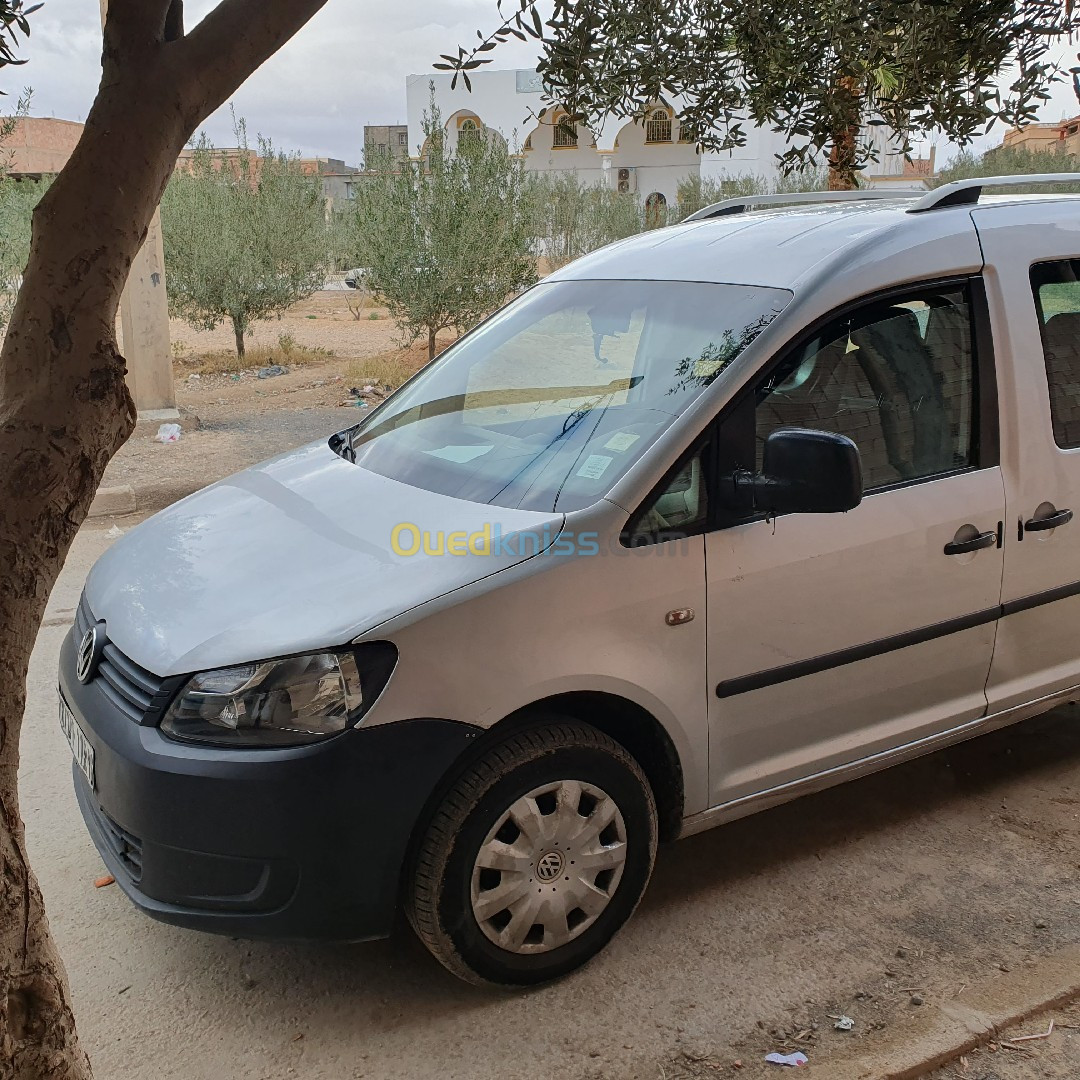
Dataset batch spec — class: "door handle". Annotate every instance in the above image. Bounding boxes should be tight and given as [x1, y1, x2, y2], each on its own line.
[944, 530, 997, 556]
[1024, 508, 1074, 533]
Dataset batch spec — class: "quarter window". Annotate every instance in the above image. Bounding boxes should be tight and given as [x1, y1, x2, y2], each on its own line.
[627, 446, 709, 545]
[1031, 259, 1080, 449]
[753, 286, 978, 491]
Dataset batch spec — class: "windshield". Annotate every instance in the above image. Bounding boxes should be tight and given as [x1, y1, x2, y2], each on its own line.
[333, 279, 790, 512]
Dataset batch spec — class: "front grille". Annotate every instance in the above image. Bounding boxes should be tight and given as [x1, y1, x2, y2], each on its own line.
[95, 804, 144, 882]
[75, 594, 182, 724]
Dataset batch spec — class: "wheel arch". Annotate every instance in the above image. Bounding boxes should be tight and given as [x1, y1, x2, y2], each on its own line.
[402, 692, 685, 901]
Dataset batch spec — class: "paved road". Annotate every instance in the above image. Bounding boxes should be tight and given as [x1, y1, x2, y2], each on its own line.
[22, 522, 1080, 1080]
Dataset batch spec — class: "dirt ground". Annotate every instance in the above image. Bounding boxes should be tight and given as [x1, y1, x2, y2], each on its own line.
[26, 293, 1080, 1078]
[23, 527, 1080, 1079]
[102, 293, 456, 505]
[168, 292, 402, 363]
[928, 1002, 1080, 1079]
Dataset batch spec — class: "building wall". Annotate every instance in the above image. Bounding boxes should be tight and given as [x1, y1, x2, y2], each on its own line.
[1003, 123, 1063, 154]
[2, 116, 84, 177]
[364, 124, 410, 165]
[519, 110, 605, 189]
[406, 69, 907, 201]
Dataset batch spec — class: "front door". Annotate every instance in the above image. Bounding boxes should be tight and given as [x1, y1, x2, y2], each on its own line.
[975, 204, 1080, 711]
[703, 279, 1005, 806]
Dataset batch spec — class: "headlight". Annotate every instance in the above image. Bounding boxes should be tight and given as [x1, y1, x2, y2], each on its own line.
[161, 647, 394, 748]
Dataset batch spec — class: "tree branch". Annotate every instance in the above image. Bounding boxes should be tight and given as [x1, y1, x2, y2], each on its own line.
[101, 0, 176, 56]
[177, 0, 330, 127]
[163, 0, 184, 42]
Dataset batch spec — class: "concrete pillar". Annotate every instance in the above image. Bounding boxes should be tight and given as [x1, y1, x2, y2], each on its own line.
[101, 0, 177, 416]
[118, 213, 176, 415]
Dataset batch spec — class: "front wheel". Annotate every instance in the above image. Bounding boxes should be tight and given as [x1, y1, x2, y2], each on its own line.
[406, 719, 657, 986]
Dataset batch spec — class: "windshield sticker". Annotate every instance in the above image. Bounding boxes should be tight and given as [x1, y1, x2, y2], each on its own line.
[604, 432, 640, 453]
[424, 444, 494, 464]
[577, 454, 613, 480]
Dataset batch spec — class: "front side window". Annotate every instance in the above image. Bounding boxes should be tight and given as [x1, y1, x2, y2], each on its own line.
[1031, 259, 1080, 449]
[335, 280, 790, 512]
[753, 285, 978, 491]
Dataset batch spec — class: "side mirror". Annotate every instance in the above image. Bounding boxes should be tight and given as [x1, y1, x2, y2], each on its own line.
[740, 428, 862, 515]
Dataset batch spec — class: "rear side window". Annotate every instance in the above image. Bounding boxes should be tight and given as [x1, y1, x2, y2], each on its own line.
[754, 285, 978, 491]
[1031, 260, 1080, 449]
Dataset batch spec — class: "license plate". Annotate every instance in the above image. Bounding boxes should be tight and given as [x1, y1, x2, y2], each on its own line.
[59, 693, 95, 790]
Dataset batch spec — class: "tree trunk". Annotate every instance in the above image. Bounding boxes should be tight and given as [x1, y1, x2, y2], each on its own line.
[232, 315, 246, 358]
[428, 325, 437, 361]
[0, 2, 330, 1076]
[828, 76, 862, 191]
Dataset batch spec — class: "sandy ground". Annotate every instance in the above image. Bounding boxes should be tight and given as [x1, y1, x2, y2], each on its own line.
[22, 295, 1080, 1077]
[20, 518, 1080, 1080]
[167, 292, 402, 361]
[928, 1001, 1080, 1079]
[102, 294, 456, 506]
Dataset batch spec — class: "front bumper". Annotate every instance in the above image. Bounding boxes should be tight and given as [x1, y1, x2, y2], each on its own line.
[59, 629, 479, 941]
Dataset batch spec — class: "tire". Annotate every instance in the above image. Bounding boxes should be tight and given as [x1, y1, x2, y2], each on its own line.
[406, 718, 657, 986]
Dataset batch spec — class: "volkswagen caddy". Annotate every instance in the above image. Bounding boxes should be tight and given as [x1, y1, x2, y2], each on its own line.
[59, 176, 1080, 985]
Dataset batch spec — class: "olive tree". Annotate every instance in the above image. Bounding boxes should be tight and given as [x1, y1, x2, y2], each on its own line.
[0, 88, 40, 334]
[530, 172, 647, 268]
[444, 0, 1077, 189]
[0, 174, 41, 332]
[161, 125, 329, 357]
[675, 165, 830, 217]
[0, 3, 330, 1077]
[933, 145, 1080, 193]
[346, 99, 537, 359]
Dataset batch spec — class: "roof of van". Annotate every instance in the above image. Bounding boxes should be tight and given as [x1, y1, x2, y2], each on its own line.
[547, 195, 1080, 292]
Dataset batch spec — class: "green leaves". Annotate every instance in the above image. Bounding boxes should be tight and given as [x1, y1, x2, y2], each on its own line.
[448, 0, 1077, 182]
[342, 93, 538, 356]
[0, 171, 44, 331]
[0, 1, 41, 77]
[933, 144, 1080, 192]
[160, 126, 330, 354]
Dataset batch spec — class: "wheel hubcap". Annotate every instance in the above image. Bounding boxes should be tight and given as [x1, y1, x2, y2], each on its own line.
[470, 779, 628, 955]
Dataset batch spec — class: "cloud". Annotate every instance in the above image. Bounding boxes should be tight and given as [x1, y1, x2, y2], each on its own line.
[8, 0, 542, 161]
[7, 2, 1080, 167]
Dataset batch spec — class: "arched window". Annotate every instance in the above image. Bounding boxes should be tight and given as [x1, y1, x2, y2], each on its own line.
[552, 112, 578, 148]
[678, 117, 695, 143]
[645, 107, 672, 143]
[458, 116, 483, 149]
[645, 191, 668, 228]
[523, 133, 533, 151]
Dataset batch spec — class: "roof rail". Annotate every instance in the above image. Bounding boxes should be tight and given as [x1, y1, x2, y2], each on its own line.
[908, 174, 1080, 213]
[682, 188, 927, 223]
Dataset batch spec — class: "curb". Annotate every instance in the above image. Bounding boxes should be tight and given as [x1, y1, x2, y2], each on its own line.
[87, 479, 202, 519]
[87, 485, 136, 518]
[814, 944, 1080, 1079]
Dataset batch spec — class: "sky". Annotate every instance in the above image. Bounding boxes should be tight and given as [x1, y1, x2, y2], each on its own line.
[7, 0, 542, 163]
[7, 1, 1080, 167]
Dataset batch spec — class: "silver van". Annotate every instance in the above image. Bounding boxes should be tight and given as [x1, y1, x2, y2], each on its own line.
[59, 176, 1080, 985]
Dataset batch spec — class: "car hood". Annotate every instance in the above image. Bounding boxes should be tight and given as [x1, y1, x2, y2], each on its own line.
[84, 441, 563, 677]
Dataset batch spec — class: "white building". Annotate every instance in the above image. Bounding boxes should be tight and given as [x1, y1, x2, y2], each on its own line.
[405, 68, 912, 212]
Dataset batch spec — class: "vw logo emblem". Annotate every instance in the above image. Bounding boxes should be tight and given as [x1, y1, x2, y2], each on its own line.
[535, 850, 565, 882]
[76, 626, 100, 684]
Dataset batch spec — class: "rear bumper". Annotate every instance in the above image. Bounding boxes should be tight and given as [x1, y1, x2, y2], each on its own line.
[59, 629, 479, 941]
